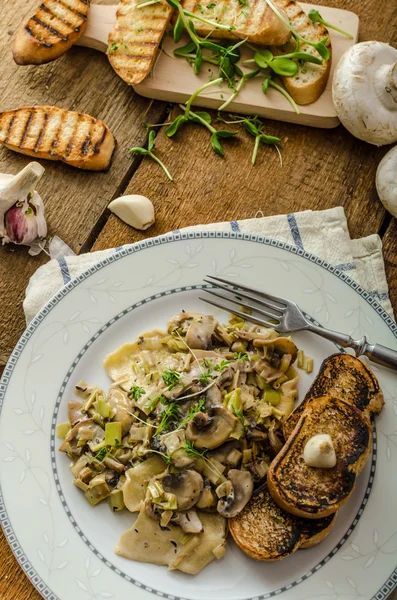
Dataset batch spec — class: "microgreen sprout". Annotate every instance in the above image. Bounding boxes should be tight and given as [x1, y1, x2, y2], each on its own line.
[218, 69, 260, 111]
[184, 440, 208, 459]
[262, 74, 300, 115]
[247, 48, 322, 77]
[308, 9, 353, 39]
[179, 398, 206, 426]
[130, 130, 173, 181]
[129, 386, 145, 402]
[162, 369, 182, 390]
[263, 0, 330, 60]
[214, 359, 232, 371]
[234, 352, 249, 361]
[157, 401, 180, 434]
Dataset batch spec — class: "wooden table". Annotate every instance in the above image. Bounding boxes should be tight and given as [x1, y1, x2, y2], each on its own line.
[0, 0, 396, 597]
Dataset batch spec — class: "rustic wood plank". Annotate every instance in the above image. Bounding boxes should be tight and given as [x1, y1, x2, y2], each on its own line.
[383, 218, 397, 315]
[0, 0, 166, 364]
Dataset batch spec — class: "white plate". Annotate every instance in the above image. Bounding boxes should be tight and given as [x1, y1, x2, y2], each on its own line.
[1, 232, 397, 600]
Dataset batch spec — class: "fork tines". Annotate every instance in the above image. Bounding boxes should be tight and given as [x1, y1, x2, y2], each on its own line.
[200, 275, 286, 329]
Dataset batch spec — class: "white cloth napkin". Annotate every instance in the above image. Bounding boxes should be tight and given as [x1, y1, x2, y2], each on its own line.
[23, 207, 394, 323]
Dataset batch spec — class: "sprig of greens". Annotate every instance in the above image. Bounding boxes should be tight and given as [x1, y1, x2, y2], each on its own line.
[262, 74, 300, 115]
[234, 352, 249, 361]
[248, 48, 322, 77]
[308, 9, 353, 39]
[199, 369, 213, 384]
[241, 115, 281, 166]
[129, 386, 145, 401]
[218, 69, 260, 111]
[184, 440, 208, 459]
[157, 401, 180, 435]
[130, 130, 173, 181]
[263, 0, 330, 60]
[162, 369, 182, 390]
[179, 398, 206, 427]
[214, 359, 233, 372]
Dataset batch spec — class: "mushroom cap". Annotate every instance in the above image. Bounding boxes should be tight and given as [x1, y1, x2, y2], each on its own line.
[217, 470, 254, 518]
[185, 316, 216, 350]
[376, 145, 397, 217]
[163, 470, 204, 510]
[332, 42, 397, 146]
[186, 405, 238, 449]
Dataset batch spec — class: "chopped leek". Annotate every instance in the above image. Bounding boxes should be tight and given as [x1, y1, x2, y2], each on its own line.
[56, 423, 70, 439]
[105, 422, 122, 446]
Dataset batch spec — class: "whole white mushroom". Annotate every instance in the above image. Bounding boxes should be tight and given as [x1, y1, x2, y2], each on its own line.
[376, 145, 397, 217]
[332, 41, 397, 146]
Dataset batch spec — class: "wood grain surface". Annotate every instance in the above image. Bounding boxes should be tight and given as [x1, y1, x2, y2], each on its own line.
[0, 0, 396, 598]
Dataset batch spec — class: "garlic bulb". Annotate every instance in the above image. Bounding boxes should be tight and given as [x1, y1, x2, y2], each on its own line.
[0, 162, 47, 255]
[108, 195, 155, 230]
[303, 434, 336, 469]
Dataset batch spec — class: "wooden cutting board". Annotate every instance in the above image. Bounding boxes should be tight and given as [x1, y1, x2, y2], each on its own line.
[77, 3, 359, 128]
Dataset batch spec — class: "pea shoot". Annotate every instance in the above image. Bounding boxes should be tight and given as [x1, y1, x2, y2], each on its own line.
[264, 0, 330, 61]
[130, 130, 173, 181]
[308, 9, 353, 39]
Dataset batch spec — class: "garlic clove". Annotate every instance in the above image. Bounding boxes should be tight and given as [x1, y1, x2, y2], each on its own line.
[108, 195, 155, 231]
[0, 162, 47, 254]
[303, 434, 336, 469]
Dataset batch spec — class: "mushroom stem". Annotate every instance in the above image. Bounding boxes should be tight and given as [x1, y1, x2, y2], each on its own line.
[375, 61, 397, 109]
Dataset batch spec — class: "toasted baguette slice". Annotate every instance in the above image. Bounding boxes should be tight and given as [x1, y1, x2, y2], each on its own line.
[270, 0, 332, 105]
[284, 353, 384, 440]
[0, 106, 115, 171]
[229, 484, 336, 561]
[107, 0, 173, 85]
[13, 0, 90, 65]
[268, 396, 372, 519]
[180, 0, 290, 46]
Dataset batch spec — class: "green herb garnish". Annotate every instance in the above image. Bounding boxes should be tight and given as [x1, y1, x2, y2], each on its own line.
[130, 130, 173, 181]
[130, 386, 145, 401]
[214, 359, 232, 371]
[234, 352, 249, 361]
[180, 399, 206, 426]
[157, 402, 180, 435]
[184, 440, 208, 459]
[308, 9, 353, 39]
[162, 369, 182, 390]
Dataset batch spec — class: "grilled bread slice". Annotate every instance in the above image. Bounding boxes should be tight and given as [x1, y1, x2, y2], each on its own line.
[107, 0, 173, 85]
[0, 106, 115, 171]
[268, 396, 372, 519]
[229, 484, 336, 561]
[13, 0, 90, 65]
[284, 353, 384, 440]
[271, 0, 332, 105]
[180, 0, 290, 46]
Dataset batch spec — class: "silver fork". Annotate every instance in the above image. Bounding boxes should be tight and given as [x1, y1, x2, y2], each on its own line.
[201, 275, 397, 371]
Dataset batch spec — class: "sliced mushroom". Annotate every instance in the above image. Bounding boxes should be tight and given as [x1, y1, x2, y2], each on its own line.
[196, 478, 217, 509]
[145, 498, 162, 521]
[205, 384, 222, 408]
[68, 400, 84, 427]
[163, 470, 204, 510]
[207, 440, 239, 463]
[262, 337, 298, 363]
[186, 316, 216, 350]
[186, 405, 238, 449]
[217, 469, 253, 518]
[177, 510, 203, 534]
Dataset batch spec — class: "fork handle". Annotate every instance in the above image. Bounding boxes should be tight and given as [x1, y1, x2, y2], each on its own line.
[308, 324, 397, 370]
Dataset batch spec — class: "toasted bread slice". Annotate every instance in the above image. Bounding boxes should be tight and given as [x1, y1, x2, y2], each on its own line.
[13, 0, 90, 65]
[229, 484, 336, 561]
[180, 0, 290, 46]
[107, 0, 173, 85]
[0, 106, 115, 171]
[268, 396, 372, 519]
[270, 0, 332, 105]
[284, 353, 384, 440]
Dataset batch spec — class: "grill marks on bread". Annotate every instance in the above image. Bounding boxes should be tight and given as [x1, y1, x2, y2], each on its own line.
[13, 0, 90, 64]
[0, 106, 115, 171]
[107, 0, 173, 85]
[180, 0, 291, 45]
